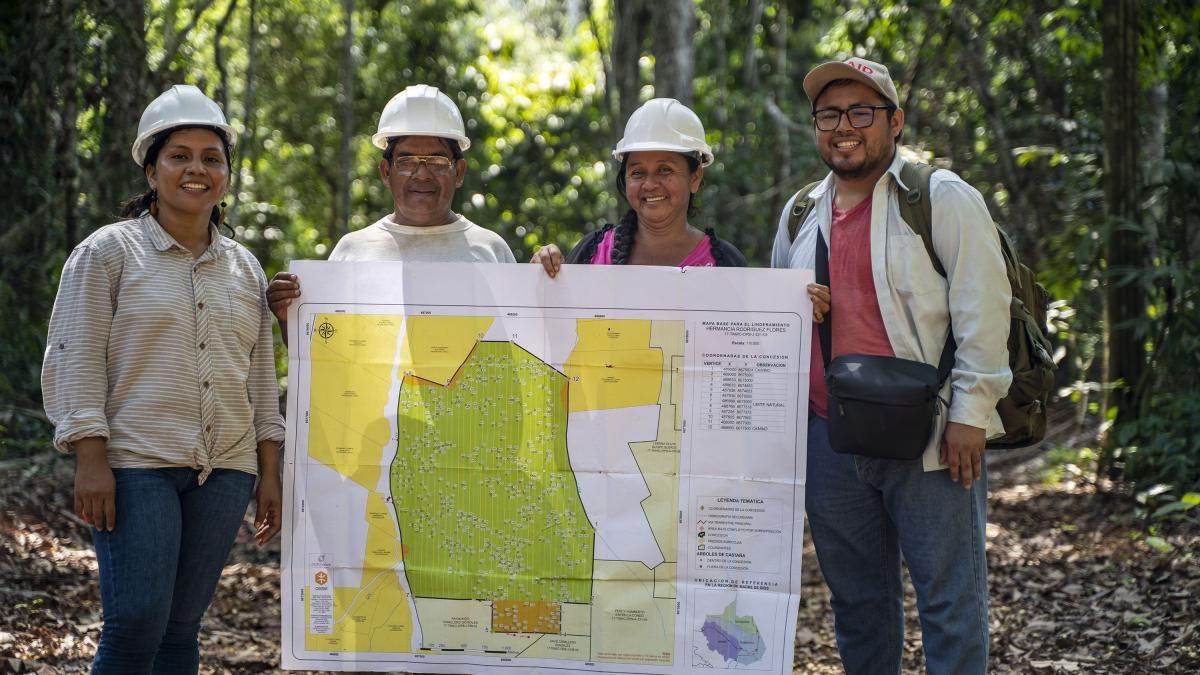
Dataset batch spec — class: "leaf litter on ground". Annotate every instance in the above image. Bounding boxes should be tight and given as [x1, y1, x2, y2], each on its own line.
[1, 449, 1196, 674]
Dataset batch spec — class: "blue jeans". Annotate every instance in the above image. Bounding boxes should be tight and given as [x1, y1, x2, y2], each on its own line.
[806, 416, 989, 675]
[91, 467, 254, 674]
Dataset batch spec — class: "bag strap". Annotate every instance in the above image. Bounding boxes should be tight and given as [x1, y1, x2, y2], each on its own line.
[814, 190, 956, 385]
[816, 229, 832, 370]
[897, 160, 945, 277]
[787, 180, 824, 241]
[897, 161, 956, 381]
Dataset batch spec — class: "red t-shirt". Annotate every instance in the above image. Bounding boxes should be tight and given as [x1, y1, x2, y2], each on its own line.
[809, 195, 896, 418]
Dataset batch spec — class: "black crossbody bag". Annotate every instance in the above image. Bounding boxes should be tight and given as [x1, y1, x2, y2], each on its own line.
[816, 229, 955, 460]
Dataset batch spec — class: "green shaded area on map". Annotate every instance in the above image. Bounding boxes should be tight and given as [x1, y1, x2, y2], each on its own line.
[390, 341, 595, 604]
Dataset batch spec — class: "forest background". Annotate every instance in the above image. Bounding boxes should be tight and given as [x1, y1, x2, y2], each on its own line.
[2, 0, 1198, 522]
[2, 1, 1199, 672]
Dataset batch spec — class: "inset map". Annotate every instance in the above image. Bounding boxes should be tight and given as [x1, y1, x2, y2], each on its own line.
[691, 589, 777, 670]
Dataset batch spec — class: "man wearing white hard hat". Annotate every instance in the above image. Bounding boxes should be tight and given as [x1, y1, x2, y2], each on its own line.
[43, 84, 285, 671]
[772, 58, 1010, 673]
[530, 97, 745, 274]
[269, 85, 514, 340]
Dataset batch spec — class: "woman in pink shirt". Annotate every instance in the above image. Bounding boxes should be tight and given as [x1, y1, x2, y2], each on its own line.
[531, 98, 746, 272]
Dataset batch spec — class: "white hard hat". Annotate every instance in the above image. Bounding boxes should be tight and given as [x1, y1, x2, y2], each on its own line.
[372, 84, 470, 152]
[131, 85, 236, 166]
[612, 98, 713, 167]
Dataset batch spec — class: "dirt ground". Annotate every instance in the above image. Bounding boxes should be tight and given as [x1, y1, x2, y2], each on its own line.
[2, 450, 1196, 674]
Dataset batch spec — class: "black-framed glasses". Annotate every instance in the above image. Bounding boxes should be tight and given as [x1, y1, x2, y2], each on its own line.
[391, 155, 455, 176]
[812, 105, 895, 131]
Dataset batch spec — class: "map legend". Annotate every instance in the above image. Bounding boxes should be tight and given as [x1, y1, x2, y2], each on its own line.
[693, 496, 784, 574]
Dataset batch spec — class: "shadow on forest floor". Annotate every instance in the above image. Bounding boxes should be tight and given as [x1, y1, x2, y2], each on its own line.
[1, 447, 1196, 674]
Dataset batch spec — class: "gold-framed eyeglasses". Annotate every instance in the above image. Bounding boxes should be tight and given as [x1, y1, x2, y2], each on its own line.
[391, 155, 455, 176]
[812, 105, 895, 131]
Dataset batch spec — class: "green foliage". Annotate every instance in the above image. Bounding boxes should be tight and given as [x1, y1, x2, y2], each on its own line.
[456, 5, 616, 258]
[1115, 393, 1200, 493]
[1105, 1, 1200, 494]
[690, 1, 826, 261]
[0, 405, 55, 461]
[1152, 492, 1200, 520]
[1130, 488, 1200, 554]
[1038, 445, 1099, 485]
[2, 0, 1198, 503]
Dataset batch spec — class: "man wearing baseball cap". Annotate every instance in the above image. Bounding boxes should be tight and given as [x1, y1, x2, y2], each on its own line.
[772, 57, 1011, 673]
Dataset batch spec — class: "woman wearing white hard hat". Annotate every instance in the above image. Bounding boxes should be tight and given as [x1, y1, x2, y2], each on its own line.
[42, 84, 284, 673]
[531, 98, 746, 273]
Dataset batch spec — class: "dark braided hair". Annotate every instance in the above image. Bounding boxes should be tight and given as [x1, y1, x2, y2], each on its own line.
[705, 228, 731, 267]
[118, 124, 234, 236]
[609, 209, 639, 265]
[571, 223, 613, 264]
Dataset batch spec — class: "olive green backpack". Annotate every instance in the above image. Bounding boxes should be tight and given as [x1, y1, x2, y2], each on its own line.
[787, 161, 1055, 449]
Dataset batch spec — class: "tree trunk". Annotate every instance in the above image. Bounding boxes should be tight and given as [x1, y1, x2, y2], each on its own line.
[567, 0, 582, 31]
[767, 2, 790, 231]
[335, 0, 355, 242]
[213, 0, 238, 114]
[583, 0, 615, 122]
[651, 0, 695, 105]
[712, 0, 730, 154]
[1100, 0, 1144, 462]
[0, 0, 74, 409]
[734, 0, 764, 157]
[611, 0, 649, 124]
[741, 0, 764, 90]
[1142, 75, 1167, 248]
[59, 0, 80, 249]
[95, 0, 149, 215]
[230, 0, 257, 221]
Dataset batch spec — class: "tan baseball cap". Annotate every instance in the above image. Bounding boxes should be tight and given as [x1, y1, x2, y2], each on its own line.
[803, 57, 900, 107]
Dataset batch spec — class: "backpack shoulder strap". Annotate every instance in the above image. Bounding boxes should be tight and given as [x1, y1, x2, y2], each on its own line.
[787, 180, 824, 241]
[898, 160, 955, 380]
[897, 160, 945, 278]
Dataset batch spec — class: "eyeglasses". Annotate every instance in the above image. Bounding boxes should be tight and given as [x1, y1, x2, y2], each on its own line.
[812, 105, 895, 131]
[391, 155, 455, 176]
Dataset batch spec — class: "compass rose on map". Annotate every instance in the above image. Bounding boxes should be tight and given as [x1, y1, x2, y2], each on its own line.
[317, 320, 336, 341]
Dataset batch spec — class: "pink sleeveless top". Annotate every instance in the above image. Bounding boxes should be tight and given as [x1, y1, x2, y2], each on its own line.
[590, 227, 717, 267]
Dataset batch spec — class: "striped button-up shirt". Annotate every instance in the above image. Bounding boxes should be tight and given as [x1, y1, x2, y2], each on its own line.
[42, 215, 285, 481]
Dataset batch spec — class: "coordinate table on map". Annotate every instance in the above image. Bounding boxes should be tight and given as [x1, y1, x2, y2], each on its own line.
[280, 261, 813, 674]
[697, 353, 790, 434]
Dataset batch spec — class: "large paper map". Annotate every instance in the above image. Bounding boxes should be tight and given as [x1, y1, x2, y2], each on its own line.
[282, 261, 811, 674]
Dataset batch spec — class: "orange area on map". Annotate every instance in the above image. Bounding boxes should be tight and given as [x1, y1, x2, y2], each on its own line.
[491, 600, 563, 634]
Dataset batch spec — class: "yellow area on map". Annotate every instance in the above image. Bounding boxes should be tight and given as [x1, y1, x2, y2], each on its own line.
[400, 316, 495, 385]
[629, 322, 684, 566]
[309, 314, 402, 489]
[305, 492, 413, 651]
[590, 560, 675, 665]
[653, 562, 677, 599]
[564, 319, 662, 411]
